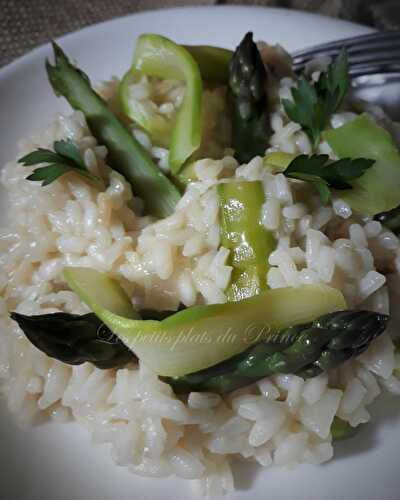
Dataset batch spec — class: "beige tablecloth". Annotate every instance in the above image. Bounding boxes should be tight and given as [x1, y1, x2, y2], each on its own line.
[1, 0, 400, 67]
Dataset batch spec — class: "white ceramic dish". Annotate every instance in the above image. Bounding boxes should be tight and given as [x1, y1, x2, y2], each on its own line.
[1, 6, 399, 500]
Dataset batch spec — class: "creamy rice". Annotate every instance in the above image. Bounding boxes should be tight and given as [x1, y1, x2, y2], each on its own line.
[1, 44, 400, 497]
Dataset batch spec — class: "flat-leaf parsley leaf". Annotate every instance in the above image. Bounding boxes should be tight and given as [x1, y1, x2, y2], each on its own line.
[282, 48, 350, 148]
[18, 140, 99, 186]
[284, 154, 375, 203]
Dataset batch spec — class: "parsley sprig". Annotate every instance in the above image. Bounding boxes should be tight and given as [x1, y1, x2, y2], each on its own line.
[282, 48, 350, 148]
[18, 140, 99, 186]
[284, 154, 375, 203]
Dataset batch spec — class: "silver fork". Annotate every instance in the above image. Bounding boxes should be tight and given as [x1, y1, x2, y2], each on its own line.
[291, 31, 400, 120]
[292, 31, 400, 76]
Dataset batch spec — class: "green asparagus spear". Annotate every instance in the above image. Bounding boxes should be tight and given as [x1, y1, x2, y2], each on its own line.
[10, 312, 136, 369]
[10, 307, 181, 370]
[374, 205, 400, 235]
[166, 310, 388, 394]
[229, 32, 271, 163]
[46, 43, 181, 219]
[218, 181, 275, 301]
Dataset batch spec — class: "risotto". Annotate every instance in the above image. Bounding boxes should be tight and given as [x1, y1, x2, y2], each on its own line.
[1, 32, 400, 497]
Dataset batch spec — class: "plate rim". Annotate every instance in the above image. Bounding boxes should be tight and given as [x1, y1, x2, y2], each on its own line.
[0, 4, 374, 79]
[1, 6, 391, 500]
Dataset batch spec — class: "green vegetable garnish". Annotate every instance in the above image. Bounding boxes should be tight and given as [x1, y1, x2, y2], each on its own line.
[119, 69, 172, 147]
[283, 48, 350, 148]
[183, 44, 232, 84]
[218, 181, 275, 301]
[284, 154, 375, 204]
[264, 151, 296, 172]
[18, 140, 99, 186]
[330, 417, 359, 440]
[168, 310, 388, 394]
[229, 32, 271, 163]
[46, 42, 180, 218]
[119, 39, 231, 152]
[324, 114, 400, 216]
[10, 312, 136, 369]
[132, 34, 202, 174]
[64, 267, 346, 377]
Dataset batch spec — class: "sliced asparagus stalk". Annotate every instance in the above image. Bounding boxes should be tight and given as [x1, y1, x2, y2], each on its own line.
[183, 44, 232, 84]
[324, 114, 400, 216]
[119, 69, 171, 148]
[133, 34, 202, 174]
[64, 267, 346, 377]
[218, 181, 275, 301]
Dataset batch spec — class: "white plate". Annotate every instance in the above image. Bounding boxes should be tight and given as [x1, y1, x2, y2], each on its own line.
[1, 6, 399, 500]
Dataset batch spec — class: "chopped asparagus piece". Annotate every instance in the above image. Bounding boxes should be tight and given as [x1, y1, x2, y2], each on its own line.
[218, 181, 275, 301]
[133, 34, 202, 174]
[263, 151, 295, 172]
[183, 45, 232, 84]
[324, 114, 400, 216]
[119, 69, 171, 147]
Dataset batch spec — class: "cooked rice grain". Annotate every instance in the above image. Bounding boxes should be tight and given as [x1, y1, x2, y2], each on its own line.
[1, 50, 400, 497]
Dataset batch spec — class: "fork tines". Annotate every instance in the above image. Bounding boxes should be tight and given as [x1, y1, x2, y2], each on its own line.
[292, 31, 400, 76]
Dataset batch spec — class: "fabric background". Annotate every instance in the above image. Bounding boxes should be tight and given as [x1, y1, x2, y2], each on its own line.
[1, 0, 400, 67]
